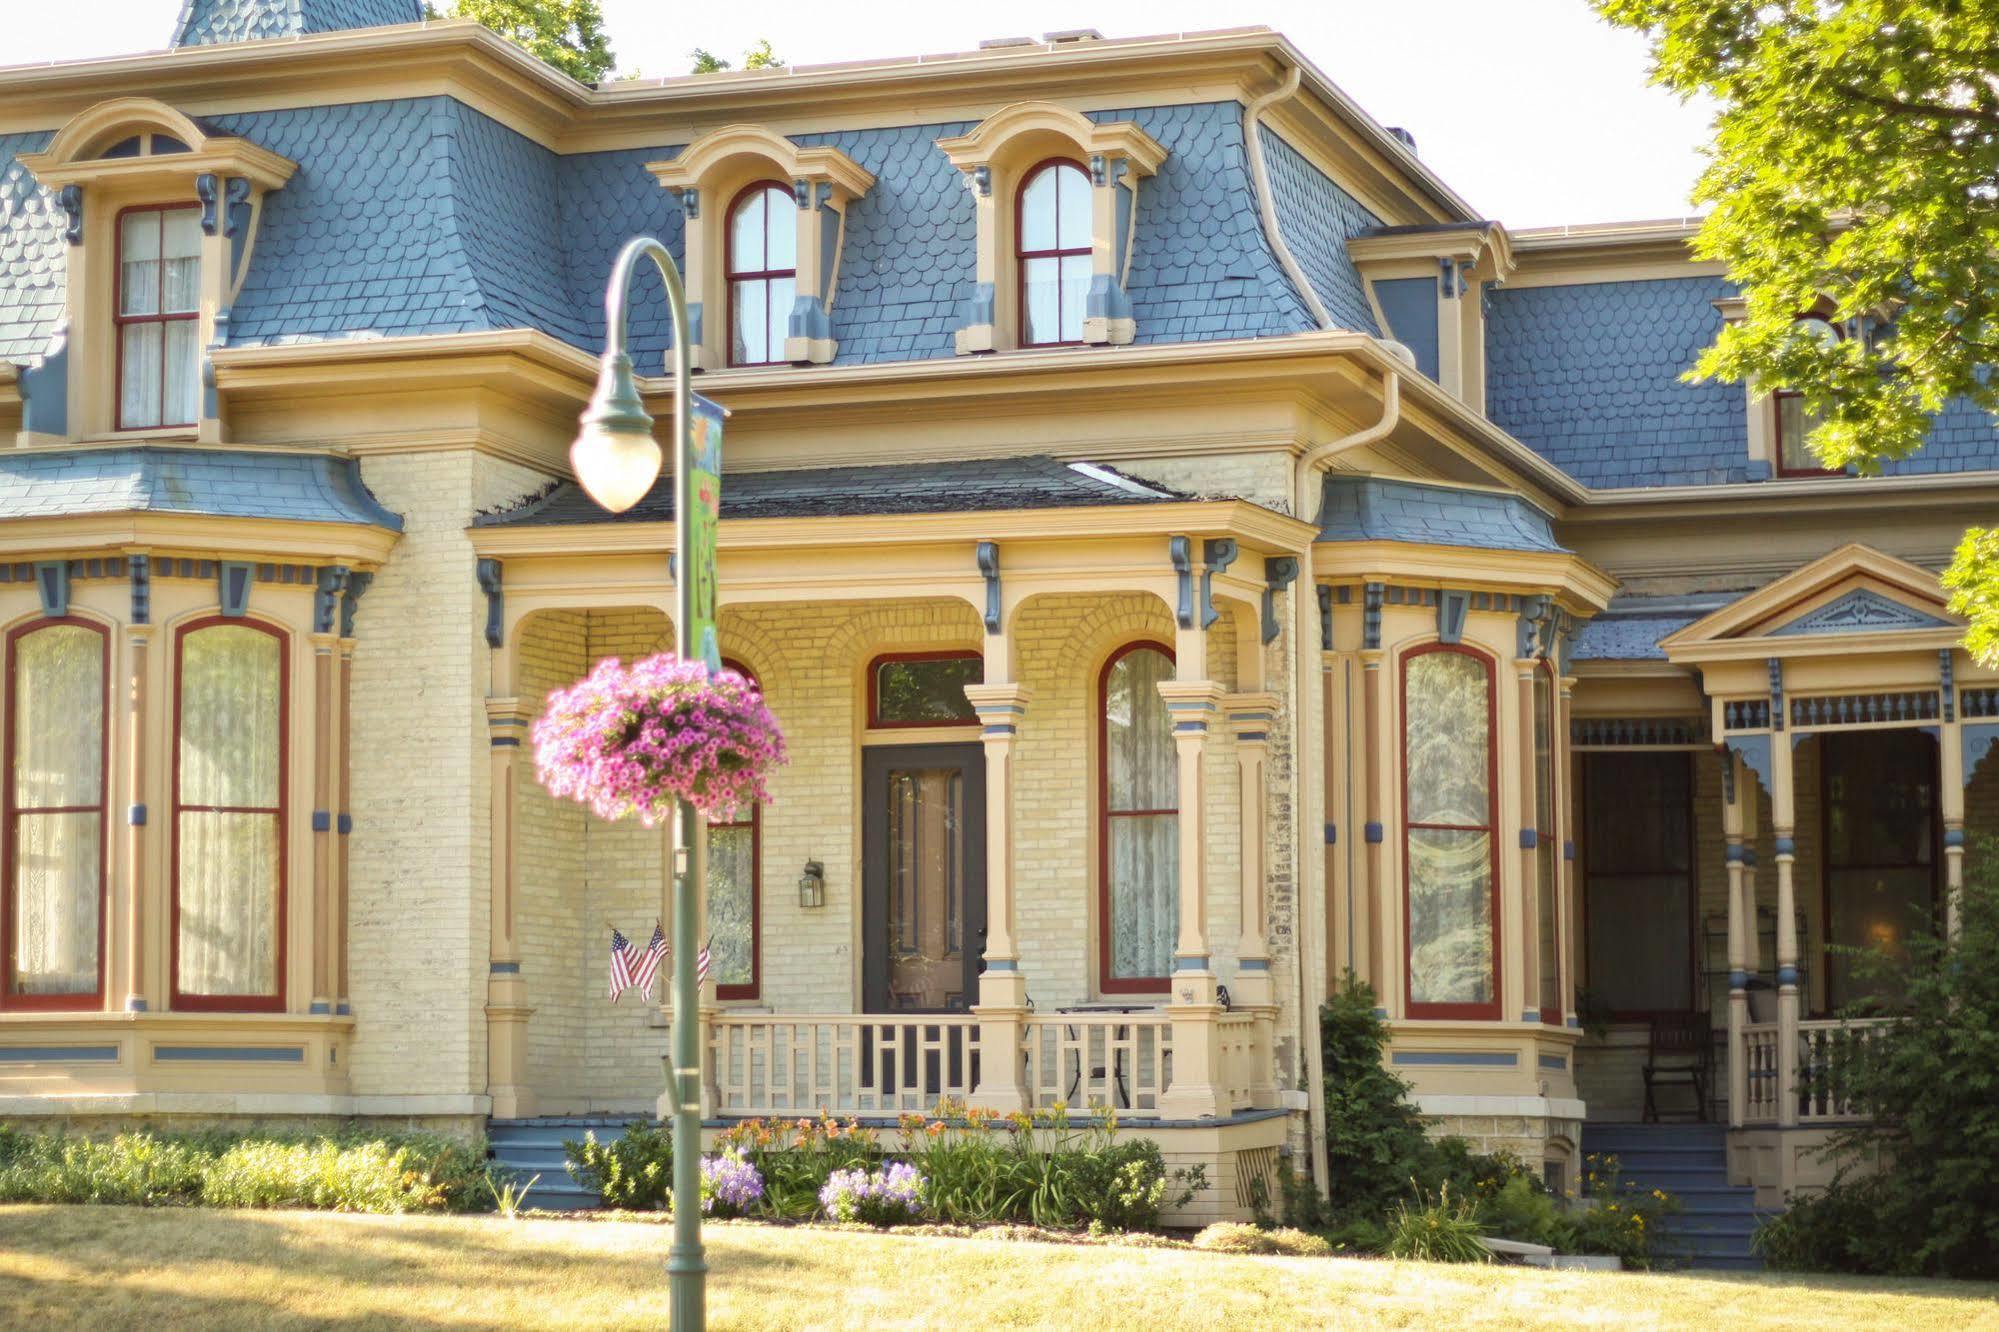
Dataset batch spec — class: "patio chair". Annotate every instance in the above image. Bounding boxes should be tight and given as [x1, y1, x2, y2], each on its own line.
[1641, 1010, 1713, 1122]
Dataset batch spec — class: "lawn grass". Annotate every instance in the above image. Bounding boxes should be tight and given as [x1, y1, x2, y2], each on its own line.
[2, 1204, 1996, 1330]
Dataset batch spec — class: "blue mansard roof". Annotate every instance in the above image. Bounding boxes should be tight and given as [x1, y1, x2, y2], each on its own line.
[172, 0, 423, 47]
[1314, 474, 1567, 553]
[0, 447, 404, 529]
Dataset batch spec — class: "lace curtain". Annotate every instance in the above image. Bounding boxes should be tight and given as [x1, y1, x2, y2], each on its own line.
[9, 625, 103, 996]
[118, 208, 201, 428]
[1405, 651, 1494, 1008]
[176, 625, 282, 998]
[1105, 646, 1177, 982]
[708, 820, 755, 991]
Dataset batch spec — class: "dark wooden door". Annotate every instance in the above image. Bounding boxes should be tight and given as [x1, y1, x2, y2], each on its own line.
[861, 744, 986, 1014]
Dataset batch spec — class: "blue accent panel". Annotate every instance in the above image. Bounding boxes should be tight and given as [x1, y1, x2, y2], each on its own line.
[1237, 958, 1269, 971]
[126, 997, 147, 1012]
[977, 541, 1001, 633]
[1173, 956, 1210, 971]
[1391, 1051, 1520, 1067]
[34, 560, 67, 618]
[173, 0, 422, 46]
[981, 724, 1016, 737]
[312, 810, 331, 832]
[1486, 276, 1749, 488]
[0, 447, 401, 529]
[336, 1002, 351, 1014]
[1946, 827, 1967, 849]
[1438, 589, 1469, 644]
[219, 561, 254, 617]
[1725, 844, 1745, 864]
[1563, 840, 1575, 862]
[1373, 276, 1440, 377]
[1364, 822, 1383, 844]
[1324, 822, 1337, 845]
[1518, 828, 1538, 850]
[1539, 1054, 1568, 1070]
[490, 736, 520, 747]
[1173, 721, 1209, 733]
[1774, 837, 1796, 857]
[983, 959, 1016, 972]
[1729, 970, 1749, 989]
[0, 131, 65, 365]
[1726, 733, 1774, 796]
[309, 1001, 331, 1014]
[1255, 126, 1381, 333]
[1316, 475, 1566, 554]
[476, 558, 504, 649]
[130, 553, 151, 626]
[1372, 1007, 1390, 1018]
[154, 1045, 307, 1063]
[129, 805, 147, 826]
[490, 960, 520, 974]
[1170, 535, 1194, 629]
[1523, 1010, 1541, 1023]
[0, 1045, 118, 1062]
[1567, 1017, 1583, 1029]
[1235, 731, 1266, 742]
[1771, 588, 1953, 635]
[337, 813, 353, 834]
[1777, 966, 1799, 987]
[1742, 848, 1757, 867]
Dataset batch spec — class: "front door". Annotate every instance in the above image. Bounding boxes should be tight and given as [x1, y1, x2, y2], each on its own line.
[862, 744, 986, 1013]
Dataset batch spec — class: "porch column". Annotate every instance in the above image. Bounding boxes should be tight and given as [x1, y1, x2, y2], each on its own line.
[309, 633, 337, 1014]
[484, 697, 535, 1119]
[1557, 672, 1578, 1029]
[1513, 658, 1541, 1024]
[1771, 730, 1800, 1128]
[1361, 585, 1387, 1003]
[1225, 690, 1281, 1109]
[336, 640, 354, 1013]
[1940, 712, 1965, 940]
[123, 624, 150, 1011]
[1723, 751, 1748, 1128]
[964, 682, 1033, 1112]
[1156, 676, 1226, 1118]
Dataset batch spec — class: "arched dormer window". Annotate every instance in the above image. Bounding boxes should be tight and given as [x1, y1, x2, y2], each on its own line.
[1776, 315, 1843, 477]
[726, 183, 799, 367]
[1017, 160, 1092, 347]
[649, 126, 874, 369]
[937, 102, 1165, 354]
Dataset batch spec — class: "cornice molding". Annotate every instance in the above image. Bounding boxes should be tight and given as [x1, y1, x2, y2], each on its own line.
[935, 101, 1168, 177]
[647, 124, 876, 199]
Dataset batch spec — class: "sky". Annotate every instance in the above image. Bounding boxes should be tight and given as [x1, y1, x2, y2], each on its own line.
[4, 0, 1716, 228]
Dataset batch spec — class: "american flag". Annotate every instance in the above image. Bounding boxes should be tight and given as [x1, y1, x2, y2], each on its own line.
[608, 927, 635, 1002]
[697, 938, 712, 986]
[631, 923, 667, 1002]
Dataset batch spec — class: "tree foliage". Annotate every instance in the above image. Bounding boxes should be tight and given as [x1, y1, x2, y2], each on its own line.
[689, 40, 784, 73]
[1597, 0, 1999, 658]
[438, 0, 615, 83]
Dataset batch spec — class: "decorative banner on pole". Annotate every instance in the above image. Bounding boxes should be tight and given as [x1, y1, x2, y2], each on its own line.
[688, 391, 727, 675]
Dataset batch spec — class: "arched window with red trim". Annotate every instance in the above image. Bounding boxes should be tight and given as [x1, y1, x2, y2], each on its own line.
[709, 659, 762, 1000]
[1017, 159, 1091, 347]
[173, 618, 287, 1012]
[727, 182, 797, 366]
[3, 617, 109, 1008]
[1402, 642, 1499, 1019]
[1099, 641, 1176, 993]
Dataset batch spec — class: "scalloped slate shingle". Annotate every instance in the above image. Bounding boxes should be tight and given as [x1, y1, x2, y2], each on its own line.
[557, 147, 687, 371]
[0, 446, 402, 529]
[1887, 390, 1999, 474]
[173, 0, 422, 47]
[0, 132, 64, 364]
[1485, 277, 1749, 487]
[1257, 126, 1381, 334]
[1315, 474, 1566, 553]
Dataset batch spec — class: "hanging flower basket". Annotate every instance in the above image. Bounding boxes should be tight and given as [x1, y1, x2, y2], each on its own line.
[532, 653, 786, 825]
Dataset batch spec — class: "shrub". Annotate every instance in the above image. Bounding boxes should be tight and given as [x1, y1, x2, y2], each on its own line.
[699, 1151, 764, 1218]
[1192, 1222, 1333, 1256]
[1477, 1173, 1573, 1250]
[1384, 1184, 1489, 1263]
[1565, 1153, 1676, 1268]
[820, 1162, 926, 1225]
[1319, 976, 1434, 1220]
[1750, 846, 1999, 1279]
[564, 1122, 673, 1211]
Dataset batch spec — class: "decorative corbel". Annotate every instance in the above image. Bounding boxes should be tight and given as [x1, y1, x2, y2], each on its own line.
[1261, 556, 1299, 645]
[1768, 657, 1786, 731]
[1199, 538, 1238, 629]
[57, 186, 82, 245]
[976, 541, 1001, 634]
[1315, 583, 1332, 652]
[340, 571, 373, 638]
[1942, 648, 1956, 723]
[197, 173, 220, 234]
[1437, 589, 1469, 645]
[1725, 732, 1775, 796]
[128, 553, 150, 625]
[314, 566, 350, 635]
[34, 561, 68, 619]
[1170, 536, 1194, 630]
[1362, 581, 1385, 651]
[476, 559, 504, 649]
[1515, 594, 1550, 658]
[218, 562, 253, 618]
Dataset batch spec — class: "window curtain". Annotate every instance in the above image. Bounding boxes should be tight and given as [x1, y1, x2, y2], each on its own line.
[1105, 647, 1176, 982]
[1405, 651, 1494, 1009]
[708, 820, 755, 992]
[9, 625, 103, 996]
[176, 625, 282, 999]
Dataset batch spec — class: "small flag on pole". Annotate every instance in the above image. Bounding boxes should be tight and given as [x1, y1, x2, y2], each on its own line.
[608, 926, 635, 1002]
[631, 923, 667, 1002]
[697, 938, 712, 986]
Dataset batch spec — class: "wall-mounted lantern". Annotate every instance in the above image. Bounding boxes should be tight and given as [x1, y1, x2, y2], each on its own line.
[798, 860, 826, 909]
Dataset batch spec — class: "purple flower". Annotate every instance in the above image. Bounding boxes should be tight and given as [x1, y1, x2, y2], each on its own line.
[819, 1163, 926, 1225]
[700, 1151, 765, 1217]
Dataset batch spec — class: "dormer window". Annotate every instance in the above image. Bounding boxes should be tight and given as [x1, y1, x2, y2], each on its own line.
[1018, 160, 1091, 347]
[116, 206, 202, 430]
[727, 183, 799, 367]
[1776, 315, 1842, 477]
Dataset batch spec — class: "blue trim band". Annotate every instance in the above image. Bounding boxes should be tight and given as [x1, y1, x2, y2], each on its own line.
[1172, 721, 1209, 733]
[1391, 1051, 1519, 1068]
[1742, 849, 1758, 867]
[311, 810, 330, 832]
[1567, 1017, 1582, 1029]
[1324, 822, 1337, 845]
[1364, 822, 1383, 844]
[337, 814, 352, 835]
[1372, 1007, 1389, 1018]
[984, 959, 1016, 972]
[982, 724, 1016, 737]
[154, 1046, 306, 1063]
[1774, 837, 1796, 857]
[489, 961, 520, 974]
[1518, 828, 1537, 850]
[308, 1001, 331, 1014]
[128, 804, 146, 826]
[1237, 958, 1269, 972]
[1725, 845, 1745, 864]
[491, 737, 520, 748]
[1522, 1009, 1541, 1023]
[336, 1002, 351, 1015]
[1237, 731, 1266, 742]
[0, 1045, 118, 1063]
[1778, 966, 1799, 986]
[125, 997, 147, 1012]
[1538, 1055, 1568, 1071]
[1563, 840, 1575, 861]
[1945, 828, 1967, 849]
[1174, 956, 1209, 972]
[1729, 970, 1749, 989]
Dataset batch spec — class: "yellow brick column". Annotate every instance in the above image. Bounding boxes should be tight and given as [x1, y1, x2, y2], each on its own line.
[485, 697, 535, 1119]
[123, 604, 150, 1012]
[964, 681, 1033, 1113]
[1156, 677, 1226, 1119]
[1770, 719, 1800, 1129]
[1224, 691, 1280, 1109]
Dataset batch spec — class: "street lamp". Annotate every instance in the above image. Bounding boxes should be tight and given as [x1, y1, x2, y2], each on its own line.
[571, 235, 708, 1331]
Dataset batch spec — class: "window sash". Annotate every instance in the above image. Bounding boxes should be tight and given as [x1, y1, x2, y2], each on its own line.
[728, 184, 798, 367]
[1402, 647, 1498, 1017]
[116, 207, 201, 430]
[1100, 644, 1177, 991]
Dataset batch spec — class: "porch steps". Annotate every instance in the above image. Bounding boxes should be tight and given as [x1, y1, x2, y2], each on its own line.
[1579, 1123, 1774, 1271]
[487, 1116, 646, 1212]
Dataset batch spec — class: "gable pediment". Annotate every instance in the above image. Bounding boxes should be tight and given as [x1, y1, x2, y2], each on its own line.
[1767, 587, 1954, 637]
[1660, 543, 1962, 663]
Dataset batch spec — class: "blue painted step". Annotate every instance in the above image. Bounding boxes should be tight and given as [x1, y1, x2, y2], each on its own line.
[488, 1116, 650, 1212]
[1581, 1123, 1773, 1271]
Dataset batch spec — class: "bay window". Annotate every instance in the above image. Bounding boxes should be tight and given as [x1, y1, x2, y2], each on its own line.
[4, 620, 108, 1006]
[1100, 642, 1176, 992]
[173, 619, 286, 1010]
[1403, 644, 1499, 1018]
[117, 206, 202, 430]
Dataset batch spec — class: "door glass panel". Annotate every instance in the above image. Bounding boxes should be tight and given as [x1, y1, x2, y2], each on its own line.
[885, 766, 965, 1010]
[1582, 752, 1693, 1016]
[1823, 731, 1937, 1011]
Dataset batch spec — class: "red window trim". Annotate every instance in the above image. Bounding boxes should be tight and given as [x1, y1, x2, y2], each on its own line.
[1533, 659, 1560, 1026]
[865, 650, 983, 730]
[724, 181, 797, 368]
[1097, 639, 1176, 996]
[1400, 641, 1502, 1021]
[170, 615, 288, 1013]
[113, 203, 201, 432]
[713, 658, 762, 1001]
[1015, 158, 1091, 349]
[1, 616, 110, 1011]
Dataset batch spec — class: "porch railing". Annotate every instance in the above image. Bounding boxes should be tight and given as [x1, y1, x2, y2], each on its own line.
[1020, 1012, 1175, 1114]
[709, 1014, 980, 1116]
[1738, 1017, 1890, 1125]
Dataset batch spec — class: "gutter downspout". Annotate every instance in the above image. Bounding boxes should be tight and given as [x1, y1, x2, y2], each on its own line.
[1291, 366, 1401, 1200]
[1243, 67, 1333, 331]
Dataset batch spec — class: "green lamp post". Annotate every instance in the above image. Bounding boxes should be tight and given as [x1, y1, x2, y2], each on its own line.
[569, 235, 711, 1330]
